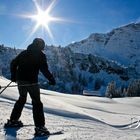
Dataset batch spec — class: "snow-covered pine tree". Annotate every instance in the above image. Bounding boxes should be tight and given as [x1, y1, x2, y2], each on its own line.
[105, 81, 116, 98]
[127, 79, 140, 96]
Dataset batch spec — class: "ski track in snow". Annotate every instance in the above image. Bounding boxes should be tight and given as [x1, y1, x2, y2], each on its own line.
[0, 77, 140, 140]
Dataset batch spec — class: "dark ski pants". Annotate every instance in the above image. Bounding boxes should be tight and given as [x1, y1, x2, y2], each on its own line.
[10, 81, 45, 127]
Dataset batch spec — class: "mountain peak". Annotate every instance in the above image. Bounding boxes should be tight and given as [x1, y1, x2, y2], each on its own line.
[68, 22, 140, 74]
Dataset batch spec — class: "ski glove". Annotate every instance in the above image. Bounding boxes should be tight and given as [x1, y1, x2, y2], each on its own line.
[11, 76, 16, 82]
[11, 78, 16, 82]
[49, 77, 56, 85]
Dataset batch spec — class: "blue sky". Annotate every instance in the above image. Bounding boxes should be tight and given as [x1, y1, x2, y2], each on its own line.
[0, 0, 140, 49]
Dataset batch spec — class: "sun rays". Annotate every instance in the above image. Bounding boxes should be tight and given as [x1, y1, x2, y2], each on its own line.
[20, 0, 67, 41]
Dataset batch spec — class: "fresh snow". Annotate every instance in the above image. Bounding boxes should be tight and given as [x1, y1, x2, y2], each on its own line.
[0, 77, 140, 140]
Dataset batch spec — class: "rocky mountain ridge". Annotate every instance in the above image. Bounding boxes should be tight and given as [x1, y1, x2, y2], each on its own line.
[67, 22, 140, 74]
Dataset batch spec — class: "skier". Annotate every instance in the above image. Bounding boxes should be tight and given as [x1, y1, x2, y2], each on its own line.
[4, 38, 56, 136]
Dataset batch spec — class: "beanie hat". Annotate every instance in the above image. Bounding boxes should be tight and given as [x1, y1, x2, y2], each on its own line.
[27, 38, 45, 51]
[32, 38, 45, 50]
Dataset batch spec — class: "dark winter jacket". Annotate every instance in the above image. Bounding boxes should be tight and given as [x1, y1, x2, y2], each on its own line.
[10, 44, 55, 84]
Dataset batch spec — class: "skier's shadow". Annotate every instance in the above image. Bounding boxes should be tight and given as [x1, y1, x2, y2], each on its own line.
[32, 136, 49, 140]
[32, 131, 64, 140]
[4, 127, 20, 139]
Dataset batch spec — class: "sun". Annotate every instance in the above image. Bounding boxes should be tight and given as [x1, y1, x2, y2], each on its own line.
[20, 0, 65, 39]
[33, 10, 52, 26]
[31, 8, 54, 38]
[17, 0, 72, 43]
[30, 0, 58, 39]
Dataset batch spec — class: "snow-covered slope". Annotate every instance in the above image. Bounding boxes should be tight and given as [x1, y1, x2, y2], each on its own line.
[0, 77, 140, 140]
[68, 23, 140, 74]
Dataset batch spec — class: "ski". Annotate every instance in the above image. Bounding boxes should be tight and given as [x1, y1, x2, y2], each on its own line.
[33, 130, 64, 139]
[3, 123, 64, 139]
[129, 119, 140, 129]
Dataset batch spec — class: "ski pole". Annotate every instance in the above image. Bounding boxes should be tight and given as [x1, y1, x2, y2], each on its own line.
[0, 84, 17, 89]
[0, 82, 47, 95]
[0, 83, 39, 89]
[0, 81, 12, 94]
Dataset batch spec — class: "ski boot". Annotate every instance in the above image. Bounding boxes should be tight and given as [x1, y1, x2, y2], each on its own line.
[34, 126, 50, 137]
[4, 119, 23, 128]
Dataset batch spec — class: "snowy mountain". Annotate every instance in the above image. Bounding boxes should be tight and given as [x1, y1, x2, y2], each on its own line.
[0, 23, 140, 95]
[0, 77, 140, 140]
[44, 45, 133, 96]
[67, 22, 140, 74]
[0, 44, 131, 96]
